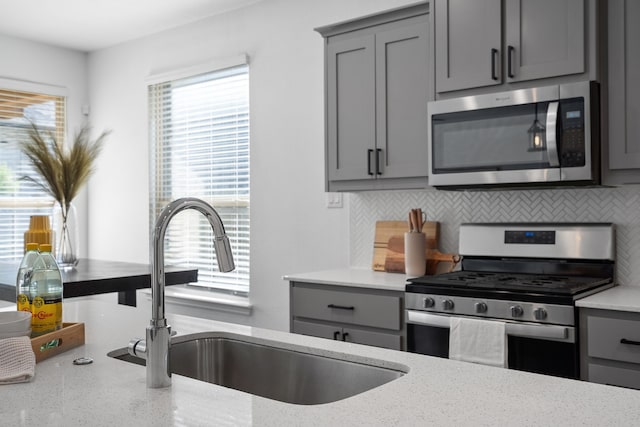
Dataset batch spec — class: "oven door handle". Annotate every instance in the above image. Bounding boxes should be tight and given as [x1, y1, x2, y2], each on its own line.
[406, 310, 573, 342]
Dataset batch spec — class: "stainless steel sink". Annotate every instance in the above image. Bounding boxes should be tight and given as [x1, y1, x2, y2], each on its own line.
[107, 332, 406, 405]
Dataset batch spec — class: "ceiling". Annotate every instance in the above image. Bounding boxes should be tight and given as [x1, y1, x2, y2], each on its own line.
[0, 0, 262, 52]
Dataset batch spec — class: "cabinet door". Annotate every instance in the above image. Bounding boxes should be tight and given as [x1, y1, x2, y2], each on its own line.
[505, 0, 585, 82]
[293, 320, 342, 341]
[376, 23, 429, 179]
[588, 363, 640, 390]
[326, 35, 376, 181]
[293, 320, 402, 351]
[435, 0, 502, 92]
[608, 0, 640, 170]
[342, 326, 403, 351]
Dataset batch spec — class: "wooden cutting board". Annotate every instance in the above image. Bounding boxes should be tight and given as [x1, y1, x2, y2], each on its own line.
[372, 221, 439, 272]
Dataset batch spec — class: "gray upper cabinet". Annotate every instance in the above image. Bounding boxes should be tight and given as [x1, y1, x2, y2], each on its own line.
[326, 35, 375, 182]
[376, 23, 429, 180]
[317, 3, 431, 192]
[605, 0, 640, 179]
[435, 0, 502, 92]
[435, 0, 587, 94]
[505, 0, 584, 83]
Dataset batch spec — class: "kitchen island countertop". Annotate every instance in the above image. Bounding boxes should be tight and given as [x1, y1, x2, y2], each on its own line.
[2, 298, 640, 426]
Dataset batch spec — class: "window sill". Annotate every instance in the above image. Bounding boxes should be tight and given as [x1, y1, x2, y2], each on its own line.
[142, 286, 252, 316]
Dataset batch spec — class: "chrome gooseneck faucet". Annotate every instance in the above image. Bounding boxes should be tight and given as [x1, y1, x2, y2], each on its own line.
[143, 197, 235, 388]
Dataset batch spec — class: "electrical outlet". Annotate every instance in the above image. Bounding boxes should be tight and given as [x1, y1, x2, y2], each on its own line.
[326, 193, 343, 208]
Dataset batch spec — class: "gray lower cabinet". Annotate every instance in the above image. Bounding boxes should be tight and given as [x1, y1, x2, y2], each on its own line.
[603, 0, 640, 184]
[317, 3, 430, 192]
[580, 308, 640, 389]
[435, 0, 589, 94]
[289, 282, 405, 351]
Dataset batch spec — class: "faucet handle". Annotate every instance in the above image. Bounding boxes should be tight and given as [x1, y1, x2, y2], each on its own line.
[128, 338, 147, 359]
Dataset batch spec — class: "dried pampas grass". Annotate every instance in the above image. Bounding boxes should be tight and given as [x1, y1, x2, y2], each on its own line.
[21, 124, 110, 214]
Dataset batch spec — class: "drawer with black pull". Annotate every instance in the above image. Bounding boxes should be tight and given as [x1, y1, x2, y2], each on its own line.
[587, 315, 640, 364]
[291, 284, 402, 330]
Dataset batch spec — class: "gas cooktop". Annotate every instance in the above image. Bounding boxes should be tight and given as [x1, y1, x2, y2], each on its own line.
[406, 271, 614, 304]
[409, 270, 612, 295]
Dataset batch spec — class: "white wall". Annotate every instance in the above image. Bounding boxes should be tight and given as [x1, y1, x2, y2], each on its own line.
[86, 0, 416, 330]
[0, 34, 89, 255]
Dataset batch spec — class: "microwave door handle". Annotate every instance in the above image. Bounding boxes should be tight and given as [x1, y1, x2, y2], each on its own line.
[546, 101, 560, 167]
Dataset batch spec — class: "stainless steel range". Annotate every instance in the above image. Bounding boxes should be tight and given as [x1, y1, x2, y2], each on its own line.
[405, 223, 615, 379]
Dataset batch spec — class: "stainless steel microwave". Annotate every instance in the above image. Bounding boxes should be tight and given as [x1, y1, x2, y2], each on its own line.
[428, 81, 599, 188]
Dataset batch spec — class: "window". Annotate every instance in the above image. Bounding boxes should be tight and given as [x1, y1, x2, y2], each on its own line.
[148, 62, 250, 296]
[0, 87, 65, 261]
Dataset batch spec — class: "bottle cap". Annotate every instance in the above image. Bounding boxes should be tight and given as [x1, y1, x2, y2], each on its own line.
[39, 243, 53, 253]
[26, 243, 39, 251]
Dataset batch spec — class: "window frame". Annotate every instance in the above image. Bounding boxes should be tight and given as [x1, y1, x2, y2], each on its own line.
[0, 78, 67, 261]
[147, 56, 250, 298]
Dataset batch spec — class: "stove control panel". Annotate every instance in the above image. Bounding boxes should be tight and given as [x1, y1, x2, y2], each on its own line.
[407, 293, 575, 326]
[505, 230, 556, 244]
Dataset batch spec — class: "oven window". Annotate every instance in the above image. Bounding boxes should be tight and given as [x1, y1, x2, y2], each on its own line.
[407, 324, 450, 358]
[432, 102, 552, 173]
[508, 336, 578, 379]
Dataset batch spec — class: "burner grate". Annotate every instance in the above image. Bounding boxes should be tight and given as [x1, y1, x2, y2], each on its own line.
[415, 270, 610, 296]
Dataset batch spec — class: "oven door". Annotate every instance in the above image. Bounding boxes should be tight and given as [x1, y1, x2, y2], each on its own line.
[406, 310, 579, 379]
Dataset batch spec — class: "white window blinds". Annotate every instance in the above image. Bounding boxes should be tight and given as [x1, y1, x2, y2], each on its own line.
[0, 89, 65, 260]
[149, 64, 250, 296]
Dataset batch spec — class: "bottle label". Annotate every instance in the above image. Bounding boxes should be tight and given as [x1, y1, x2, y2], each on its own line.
[17, 293, 31, 312]
[31, 296, 62, 335]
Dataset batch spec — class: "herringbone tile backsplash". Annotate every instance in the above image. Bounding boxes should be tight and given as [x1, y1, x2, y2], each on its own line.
[350, 186, 640, 286]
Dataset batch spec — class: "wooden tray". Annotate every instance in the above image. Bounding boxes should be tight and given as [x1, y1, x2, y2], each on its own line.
[31, 322, 85, 363]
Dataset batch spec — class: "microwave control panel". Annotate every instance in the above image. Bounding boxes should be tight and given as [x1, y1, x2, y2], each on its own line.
[559, 98, 585, 167]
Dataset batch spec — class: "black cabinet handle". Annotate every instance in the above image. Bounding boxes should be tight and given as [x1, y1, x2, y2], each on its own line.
[342, 332, 349, 342]
[367, 149, 374, 175]
[621, 338, 640, 346]
[507, 45, 515, 78]
[333, 331, 341, 340]
[376, 148, 383, 175]
[491, 48, 499, 81]
[327, 304, 355, 311]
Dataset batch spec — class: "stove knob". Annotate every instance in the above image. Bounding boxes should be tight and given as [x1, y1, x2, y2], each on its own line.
[442, 299, 455, 311]
[423, 297, 436, 308]
[534, 307, 548, 320]
[475, 302, 488, 314]
[423, 297, 435, 308]
[510, 305, 524, 318]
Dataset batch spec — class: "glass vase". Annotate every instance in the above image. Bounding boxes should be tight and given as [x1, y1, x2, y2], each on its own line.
[52, 202, 79, 268]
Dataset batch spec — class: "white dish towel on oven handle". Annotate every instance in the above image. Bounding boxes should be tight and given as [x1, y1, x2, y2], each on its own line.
[449, 317, 507, 368]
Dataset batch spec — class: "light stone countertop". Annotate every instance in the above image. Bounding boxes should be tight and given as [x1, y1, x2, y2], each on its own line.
[577, 285, 640, 313]
[283, 268, 409, 292]
[2, 297, 640, 426]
